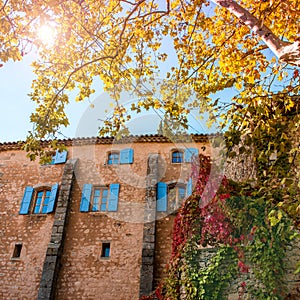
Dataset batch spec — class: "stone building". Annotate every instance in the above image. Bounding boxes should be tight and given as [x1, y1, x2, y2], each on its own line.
[0, 134, 215, 300]
[0, 134, 299, 300]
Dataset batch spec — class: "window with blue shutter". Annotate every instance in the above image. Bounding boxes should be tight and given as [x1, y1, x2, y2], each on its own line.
[80, 184, 119, 212]
[19, 185, 58, 215]
[120, 148, 134, 164]
[19, 186, 34, 214]
[53, 150, 68, 164]
[184, 148, 199, 163]
[108, 184, 120, 211]
[80, 184, 92, 212]
[157, 182, 191, 212]
[157, 182, 167, 212]
[47, 183, 59, 213]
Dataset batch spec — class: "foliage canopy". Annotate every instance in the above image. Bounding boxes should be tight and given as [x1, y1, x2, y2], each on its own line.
[1, 1, 299, 217]
[1, 1, 300, 297]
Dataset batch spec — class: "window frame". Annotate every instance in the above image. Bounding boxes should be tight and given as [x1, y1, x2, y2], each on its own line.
[107, 152, 120, 165]
[101, 242, 111, 259]
[19, 184, 59, 215]
[12, 243, 22, 259]
[167, 183, 186, 211]
[33, 189, 51, 214]
[91, 186, 109, 212]
[80, 183, 120, 213]
[171, 150, 184, 163]
[106, 148, 134, 165]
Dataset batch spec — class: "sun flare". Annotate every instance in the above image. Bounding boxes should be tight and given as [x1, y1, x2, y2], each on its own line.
[37, 24, 56, 47]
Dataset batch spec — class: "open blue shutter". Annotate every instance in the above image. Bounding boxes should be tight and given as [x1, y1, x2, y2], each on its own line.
[120, 148, 134, 164]
[19, 186, 34, 214]
[187, 178, 193, 197]
[54, 150, 68, 164]
[157, 182, 167, 212]
[47, 183, 59, 213]
[108, 184, 120, 211]
[80, 184, 92, 212]
[185, 148, 199, 162]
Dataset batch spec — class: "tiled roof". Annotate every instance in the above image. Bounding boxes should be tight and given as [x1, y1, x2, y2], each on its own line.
[0, 134, 216, 151]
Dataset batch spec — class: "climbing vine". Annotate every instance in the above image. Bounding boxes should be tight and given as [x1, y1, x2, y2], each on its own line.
[141, 155, 298, 300]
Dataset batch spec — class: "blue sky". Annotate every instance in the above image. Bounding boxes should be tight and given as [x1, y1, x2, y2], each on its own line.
[0, 56, 169, 143]
[0, 46, 219, 143]
[0, 52, 94, 142]
[0, 1, 222, 143]
[1, 55, 36, 142]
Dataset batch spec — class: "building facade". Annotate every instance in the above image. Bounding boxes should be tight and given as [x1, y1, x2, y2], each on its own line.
[0, 134, 214, 300]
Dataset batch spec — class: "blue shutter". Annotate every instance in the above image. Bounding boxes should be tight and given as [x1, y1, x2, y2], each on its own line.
[108, 183, 120, 211]
[120, 148, 134, 164]
[187, 178, 193, 197]
[54, 150, 68, 164]
[185, 148, 199, 162]
[157, 182, 167, 212]
[19, 186, 34, 214]
[80, 184, 92, 212]
[47, 183, 59, 213]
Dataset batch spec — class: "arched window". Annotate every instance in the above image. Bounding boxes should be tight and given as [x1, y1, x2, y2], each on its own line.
[33, 189, 51, 214]
[172, 150, 183, 163]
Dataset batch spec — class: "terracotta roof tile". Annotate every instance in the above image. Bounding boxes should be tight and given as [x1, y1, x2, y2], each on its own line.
[0, 134, 217, 151]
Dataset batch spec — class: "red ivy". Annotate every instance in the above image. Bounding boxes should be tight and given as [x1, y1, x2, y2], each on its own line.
[140, 154, 249, 300]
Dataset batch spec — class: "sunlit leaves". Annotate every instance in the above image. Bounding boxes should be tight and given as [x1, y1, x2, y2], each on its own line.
[0, 0, 299, 220]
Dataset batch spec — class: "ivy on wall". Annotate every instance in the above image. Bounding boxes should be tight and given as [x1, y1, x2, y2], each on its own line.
[141, 155, 298, 300]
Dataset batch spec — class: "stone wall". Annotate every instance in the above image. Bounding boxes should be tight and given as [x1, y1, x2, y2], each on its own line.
[1, 135, 298, 300]
[38, 159, 78, 299]
[0, 150, 64, 299]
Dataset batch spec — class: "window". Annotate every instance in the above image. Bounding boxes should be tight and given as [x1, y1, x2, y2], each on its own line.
[19, 183, 59, 215]
[168, 184, 186, 211]
[12, 243, 22, 259]
[171, 148, 199, 163]
[157, 179, 192, 212]
[172, 150, 183, 163]
[45, 150, 68, 165]
[106, 148, 134, 165]
[108, 152, 119, 165]
[92, 187, 108, 212]
[80, 183, 120, 212]
[34, 189, 51, 214]
[101, 242, 111, 258]
[53, 150, 68, 164]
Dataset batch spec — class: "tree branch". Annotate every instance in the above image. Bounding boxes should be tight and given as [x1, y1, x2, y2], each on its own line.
[210, 0, 300, 66]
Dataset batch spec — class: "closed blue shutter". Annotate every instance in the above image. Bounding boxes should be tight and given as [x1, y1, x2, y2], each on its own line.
[54, 150, 68, 164]
[187, 178, 193, 196]
[185, 148, 199, 162]
[108, 184, 120, 211]
[47, 183, 59, 213]
[157, 182, 167, 212]
[80, 184, 92, 212]
[120, 148, 134, 164]
[19, 186, 34, 214]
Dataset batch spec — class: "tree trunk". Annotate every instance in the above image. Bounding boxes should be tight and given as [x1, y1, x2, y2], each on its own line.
[211, 0, 300, 66]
